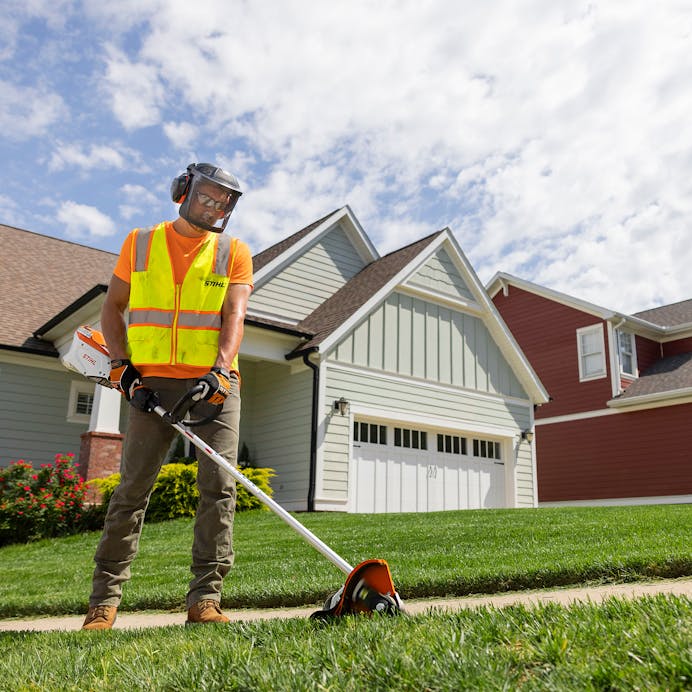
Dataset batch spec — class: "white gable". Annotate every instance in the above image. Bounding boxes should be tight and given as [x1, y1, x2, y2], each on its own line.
[404, 247, 473, 301]
[249, 222, 370, 323]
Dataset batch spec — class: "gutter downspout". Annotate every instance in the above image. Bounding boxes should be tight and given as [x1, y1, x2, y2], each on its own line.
[301, 348, 320, 512]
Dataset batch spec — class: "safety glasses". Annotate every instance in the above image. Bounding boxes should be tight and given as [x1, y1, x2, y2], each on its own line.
[196, 192, 228, 211]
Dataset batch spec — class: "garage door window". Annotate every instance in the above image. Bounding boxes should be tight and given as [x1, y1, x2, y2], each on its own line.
[394, 427, 428, 450]
[437, 434, 467, 455]
[354, 422, 388, 445]
[473, 438, 501, 460]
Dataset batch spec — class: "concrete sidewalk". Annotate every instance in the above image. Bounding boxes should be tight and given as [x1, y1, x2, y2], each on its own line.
[1, 577, 690, 632]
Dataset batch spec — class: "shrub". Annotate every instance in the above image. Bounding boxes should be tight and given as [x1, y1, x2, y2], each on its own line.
[0, 454, 87, 546]
[148, 463, 199, 521]
[235, 466, 276, 511]
[92, 462, 275, 521]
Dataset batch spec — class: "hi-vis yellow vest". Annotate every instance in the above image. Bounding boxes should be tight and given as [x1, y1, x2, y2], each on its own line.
[127, 223, 238, 371]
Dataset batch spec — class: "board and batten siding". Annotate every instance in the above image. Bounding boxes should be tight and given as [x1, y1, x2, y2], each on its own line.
[0, 360, 88, 467]
[334, 292, 527, 399]
[321, 366, 534, 507]
[404, 248, 474, 301]
[242, 360, 313, 510]
[249, 224, 368, 321]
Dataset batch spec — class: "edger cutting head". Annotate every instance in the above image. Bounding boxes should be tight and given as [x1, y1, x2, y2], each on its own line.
[311, 559, 403, 619]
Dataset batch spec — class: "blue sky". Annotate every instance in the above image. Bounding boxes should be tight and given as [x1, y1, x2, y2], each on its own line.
[2, 1, 691, 313]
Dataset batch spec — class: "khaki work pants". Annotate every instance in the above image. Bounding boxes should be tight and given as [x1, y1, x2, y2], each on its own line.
[89, 375, 240, 609]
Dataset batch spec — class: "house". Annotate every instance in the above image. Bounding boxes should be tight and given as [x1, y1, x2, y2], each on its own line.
[1, 210, 548, 513]
[487, 272, 692, 506]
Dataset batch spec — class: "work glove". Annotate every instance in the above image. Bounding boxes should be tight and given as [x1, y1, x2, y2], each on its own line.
[129, 386, 160, 413]
[109, 359, 143, 399]
[110, 359, 159, 412]
[192, 367, 232, 405]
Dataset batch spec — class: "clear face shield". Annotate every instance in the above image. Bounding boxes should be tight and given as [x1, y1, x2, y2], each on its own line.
[179, 174, 241, 233]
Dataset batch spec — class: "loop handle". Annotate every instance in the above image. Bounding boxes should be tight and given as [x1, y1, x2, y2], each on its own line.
[162, 384, 223, 427]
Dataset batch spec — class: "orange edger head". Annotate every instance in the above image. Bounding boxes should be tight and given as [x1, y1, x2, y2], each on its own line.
[311, 559, 403, 619]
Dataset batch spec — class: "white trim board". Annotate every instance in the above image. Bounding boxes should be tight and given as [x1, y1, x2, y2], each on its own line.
[348, 403, 520, 440]
[540, 494, 692, 507]
[326, 360, 534, 410]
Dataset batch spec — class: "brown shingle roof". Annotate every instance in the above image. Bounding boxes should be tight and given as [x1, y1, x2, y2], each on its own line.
[613, 352, 692, 400]
[252, 209, 341, 272]
[288, 230, 444, 356]
[0, 224, 117, 353]
[633, 299, 692, 327]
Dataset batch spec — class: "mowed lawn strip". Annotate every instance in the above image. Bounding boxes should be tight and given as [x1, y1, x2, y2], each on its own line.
[0, 595, 689, 691]
[0, 504, 690, 617]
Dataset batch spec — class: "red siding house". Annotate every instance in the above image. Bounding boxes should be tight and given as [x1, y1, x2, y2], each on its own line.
[487, 273, 692, 506]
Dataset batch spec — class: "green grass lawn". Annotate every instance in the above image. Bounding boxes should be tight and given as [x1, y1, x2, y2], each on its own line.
[0, 504, 690, 690]
[1, 596, 689, 690]
[0, 504, 690, 617]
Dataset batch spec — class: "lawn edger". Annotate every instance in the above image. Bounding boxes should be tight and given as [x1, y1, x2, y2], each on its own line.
[62, 325, 403, 619]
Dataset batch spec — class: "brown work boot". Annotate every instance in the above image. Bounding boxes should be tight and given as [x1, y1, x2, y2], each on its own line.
[82, 604, 117, 631]
[186, 599, 230, 625]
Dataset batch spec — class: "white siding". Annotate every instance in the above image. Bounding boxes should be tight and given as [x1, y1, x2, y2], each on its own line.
[334, 292, 527, 399]
[249, 224, 367, 321]
[514, 443, 534, 506]
[242, 360, 312, 509]
[0, 360, 89, 467]
[322, 407, 350, 497]
[405, 248, 473, 301]
[322, 366, 534, 508]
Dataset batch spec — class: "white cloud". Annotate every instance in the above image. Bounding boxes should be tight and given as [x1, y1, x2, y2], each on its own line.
[162, 121, 199, 148]
[0, 80, 66, 140]
[57, 201, 117, 239]
[118, 183, 161, 221]
[102, 45, 166, 130]
[0, 193, 22, 228]
[6, 0, 692, 312]
[48, 143, 132, 172]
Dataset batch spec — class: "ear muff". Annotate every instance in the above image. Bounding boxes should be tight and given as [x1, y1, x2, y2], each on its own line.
[170, 173, 190, 203]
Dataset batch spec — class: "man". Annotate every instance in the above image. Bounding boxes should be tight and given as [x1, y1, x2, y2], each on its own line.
[82, 163, 253, 630]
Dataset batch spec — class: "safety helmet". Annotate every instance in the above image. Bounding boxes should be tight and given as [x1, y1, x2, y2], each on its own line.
[170, 163, 243, 232]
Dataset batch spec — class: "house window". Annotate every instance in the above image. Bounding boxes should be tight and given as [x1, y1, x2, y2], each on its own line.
[76, 392, 93, 415]
[68, 381, 95, 424]
[616, 329, 637, 376]
[394, 427, 427, 450]
[576, 324, 606, 381]
[473, 438, 502, 460]
[353, 421, 387, 445]
[437, 434, 467, 455]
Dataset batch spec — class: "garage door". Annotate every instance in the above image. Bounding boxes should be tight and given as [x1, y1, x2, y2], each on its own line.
[351, 422, 505, 513]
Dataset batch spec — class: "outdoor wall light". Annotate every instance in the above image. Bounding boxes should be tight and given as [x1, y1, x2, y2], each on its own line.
[521, 430, 535, 443]
[334, 397, 350, 416]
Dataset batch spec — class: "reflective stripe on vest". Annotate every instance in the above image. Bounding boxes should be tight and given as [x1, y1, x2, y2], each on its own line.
[127, 222, 237, 369]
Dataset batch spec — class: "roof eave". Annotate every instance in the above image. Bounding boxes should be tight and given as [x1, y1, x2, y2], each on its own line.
[608, 387, 692, 409]
[0, 343, 58, 357]
[34, 284, 108, 338]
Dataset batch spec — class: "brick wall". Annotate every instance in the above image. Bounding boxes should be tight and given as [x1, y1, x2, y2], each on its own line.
[79, 431, 123, 502]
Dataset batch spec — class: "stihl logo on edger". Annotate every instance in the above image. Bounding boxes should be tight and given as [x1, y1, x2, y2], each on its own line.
[82, 352, 97, 367]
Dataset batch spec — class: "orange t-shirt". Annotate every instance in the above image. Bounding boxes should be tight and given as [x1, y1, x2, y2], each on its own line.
[113, 221, 254, 378]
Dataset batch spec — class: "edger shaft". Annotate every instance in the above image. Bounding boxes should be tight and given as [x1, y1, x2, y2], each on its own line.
[159, 405, 354, 575]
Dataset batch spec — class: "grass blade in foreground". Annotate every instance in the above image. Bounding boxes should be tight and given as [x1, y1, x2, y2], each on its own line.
[0, 595, 689, 690]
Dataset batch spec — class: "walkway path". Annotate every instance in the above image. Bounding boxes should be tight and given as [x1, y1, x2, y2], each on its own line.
[1, 577, 690, 632]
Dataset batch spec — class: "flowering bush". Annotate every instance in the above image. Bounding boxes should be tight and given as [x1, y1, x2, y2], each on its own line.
[0, 453, 87, 546]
